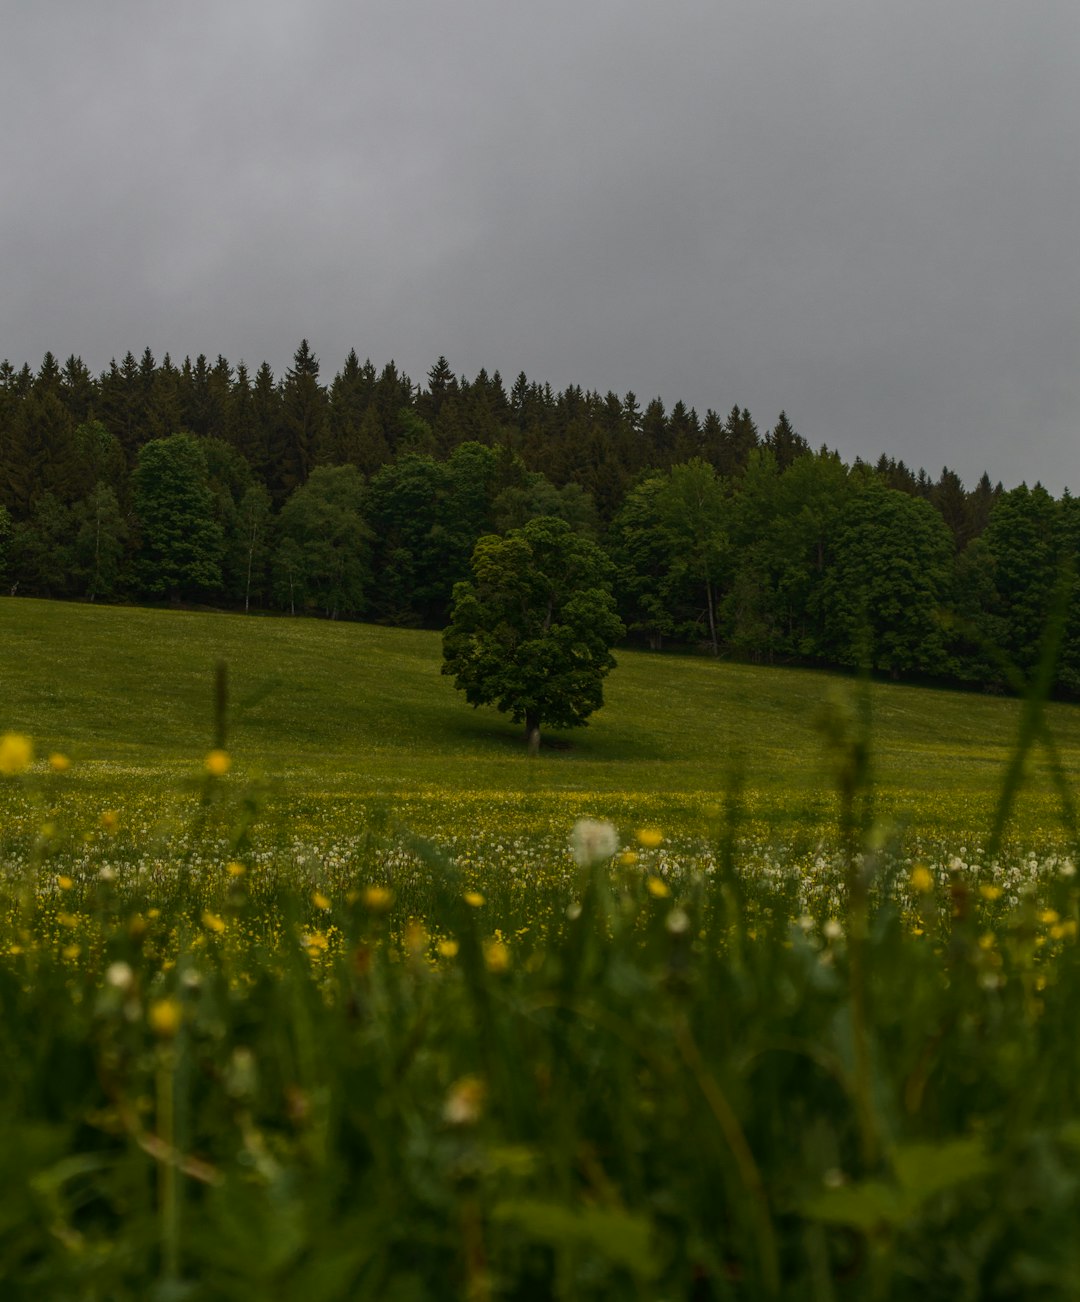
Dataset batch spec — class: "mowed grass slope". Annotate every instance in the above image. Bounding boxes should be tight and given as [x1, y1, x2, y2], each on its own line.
[3, 595, 1079, 839]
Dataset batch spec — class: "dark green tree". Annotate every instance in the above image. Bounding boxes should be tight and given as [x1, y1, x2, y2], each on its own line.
[366, 445, 502, 625]
[930, 467, 971, 550]
[132, 434, 224, 601]
[716, 406, 759, 478]
[98, 352, 144, 460]
[326, 350, 383, 471]
[725, 448, 851, 661]
[418, 355, 458, 429]
[981, 483, 1062, 677]
[764, 411, 809, 471]
[818, 477, 954, 675]
[248, 361, 281, 484]
[9, 494, 73, 596]
[145, 354, 183, 442]
[367, 454, 451, 624]
[60, 355, 96, 425]
[0, 504, 12, 589]
[610, 460, 730, 653]
[609, 474, 680, 650]
[72, 420, 127, 503]
[442, 516, 624, 752]
[493, 471, 596, 536]
[273, 341, 327, 497]
[1, 388, 77, 512]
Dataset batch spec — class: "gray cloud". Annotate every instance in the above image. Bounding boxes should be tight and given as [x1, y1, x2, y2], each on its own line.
[3, 0, 1078, 490]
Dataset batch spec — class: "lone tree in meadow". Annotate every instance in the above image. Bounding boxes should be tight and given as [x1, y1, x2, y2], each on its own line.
[442, 516, 625, 753]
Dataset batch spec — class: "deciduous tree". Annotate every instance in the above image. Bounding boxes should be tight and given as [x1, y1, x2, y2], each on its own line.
[442, 516, 624, 752]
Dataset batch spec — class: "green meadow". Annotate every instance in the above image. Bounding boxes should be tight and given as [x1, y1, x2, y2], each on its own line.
[3, 595, 1080, 845]
[5, 597, 1080, 1299]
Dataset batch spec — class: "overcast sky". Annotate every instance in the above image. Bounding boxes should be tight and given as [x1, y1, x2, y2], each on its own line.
[2, 0, 1078, 491]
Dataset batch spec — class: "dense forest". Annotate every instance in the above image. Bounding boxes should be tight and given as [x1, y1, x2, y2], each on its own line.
[1, 342, 1077, 694]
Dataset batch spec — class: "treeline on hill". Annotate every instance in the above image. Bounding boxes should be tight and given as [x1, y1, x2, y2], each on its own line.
[1, 342, 1077, 694]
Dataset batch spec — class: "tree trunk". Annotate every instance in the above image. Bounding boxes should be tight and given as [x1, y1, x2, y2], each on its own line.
[525, 712, 541, 756]
[244, 527, 254, 612]
[705, 574, 718, 657]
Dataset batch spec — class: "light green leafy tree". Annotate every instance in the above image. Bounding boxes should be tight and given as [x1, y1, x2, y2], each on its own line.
[72, 484, 128, 600]
[272, 465, 370, 619]
[228, 483, 274, 612]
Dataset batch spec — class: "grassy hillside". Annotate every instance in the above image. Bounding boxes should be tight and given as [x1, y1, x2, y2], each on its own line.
[3, 595, 1079, 841]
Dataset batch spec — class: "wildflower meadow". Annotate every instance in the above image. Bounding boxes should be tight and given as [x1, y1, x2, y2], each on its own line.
[5, 598, 1080, 1298]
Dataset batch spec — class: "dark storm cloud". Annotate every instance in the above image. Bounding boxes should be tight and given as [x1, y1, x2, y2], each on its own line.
[2, 0, 1078, 489]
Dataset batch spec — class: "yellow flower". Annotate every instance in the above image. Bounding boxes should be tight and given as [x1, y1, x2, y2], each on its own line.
[910, 864, 934, 894]
[201, 910, 226, 934]
[437, 938, 460, 959]
[226, 861, 246, 878]
[62, 944, 81, 961]
[57, 875, 73, 891]
[636, 827, 663, 849]
[363, 885, 393, 912]
[49, 752, 71, 773]
[646, 876, 670, 899]
[979, 883, 1003, 901]
[484, 938, 511, 973]
[205, 749, 231, 776]
[149, 998, 183, 1038]
[303, 930, 328, 957]
[0, 733, 33, 776]
[312, 891, 331, 910]
[100, 810, 119, 835]
[1039, 909, 1060, 926]
[618, 850, 639, 867]
[463, 891, 485, 908]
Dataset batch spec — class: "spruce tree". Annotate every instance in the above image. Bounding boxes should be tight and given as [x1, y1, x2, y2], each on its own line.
[275, 340, 326, 496]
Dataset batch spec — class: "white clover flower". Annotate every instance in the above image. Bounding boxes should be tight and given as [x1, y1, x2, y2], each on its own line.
[569, 818, 618, 867]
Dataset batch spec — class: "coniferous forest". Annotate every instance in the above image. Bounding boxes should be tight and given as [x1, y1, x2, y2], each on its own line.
[1, 341, 1075, 694]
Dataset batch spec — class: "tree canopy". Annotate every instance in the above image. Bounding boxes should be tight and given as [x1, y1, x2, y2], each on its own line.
[442, 516, 624, 751]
